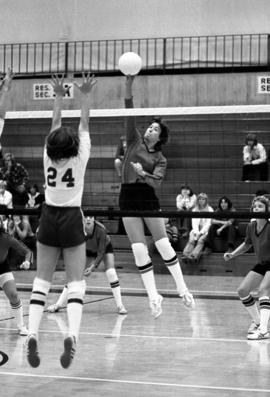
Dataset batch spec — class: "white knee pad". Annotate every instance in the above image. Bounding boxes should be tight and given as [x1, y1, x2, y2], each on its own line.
[33, 277, 51, 294]
[131, 243, 151, 266]
[105, 268, 117, 282]
[67, 280, 86, 301]
[0, 272, 14, 288]
[155, 237, 176, 260]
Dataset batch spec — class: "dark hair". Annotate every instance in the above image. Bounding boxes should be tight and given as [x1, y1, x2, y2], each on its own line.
[180, 185, 194, 197]
[245, 132, 257, 146]
[46, 126, 79, 162]
[29, 183, 39, 193]
[218, 196, 233, 210]
[251, 195, 269, 213]
[151, 117, 169, 151]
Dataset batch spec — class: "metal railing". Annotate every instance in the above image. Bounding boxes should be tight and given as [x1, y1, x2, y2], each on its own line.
[0, 33, 269, 76]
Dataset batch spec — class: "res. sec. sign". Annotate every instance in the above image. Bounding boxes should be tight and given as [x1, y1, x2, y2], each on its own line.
[33, 83, 74, 99]
[257, 76, 270, 94]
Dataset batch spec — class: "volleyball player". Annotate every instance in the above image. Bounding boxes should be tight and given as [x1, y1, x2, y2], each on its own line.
[118, 75, 194, 319]
[26, 73, 97, 368]
[224, 196, 270, 340]
[47, 216, 127, 315]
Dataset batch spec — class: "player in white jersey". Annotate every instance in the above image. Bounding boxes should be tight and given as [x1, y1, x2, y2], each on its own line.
[27, 73, 97, 369]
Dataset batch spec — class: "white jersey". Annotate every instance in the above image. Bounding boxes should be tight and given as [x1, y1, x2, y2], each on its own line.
[44, 130, 90, 207]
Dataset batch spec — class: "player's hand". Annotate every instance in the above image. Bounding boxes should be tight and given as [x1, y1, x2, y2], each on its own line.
[224, 252, 233, 262]
[20, 260, 31, 270]
[74, 72, 97, 95]
[130, 162, 145, 176]
[0, 68, 15, 92]
[50, 74, 66, 97]
[84, 263, 95, 277]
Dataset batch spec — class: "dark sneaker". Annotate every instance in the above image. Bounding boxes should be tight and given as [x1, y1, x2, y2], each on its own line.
[60, 336, 76, 368]
[27, 335, 40, 368]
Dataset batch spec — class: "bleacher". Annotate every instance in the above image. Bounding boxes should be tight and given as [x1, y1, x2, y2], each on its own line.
[2, 111, 270, 276]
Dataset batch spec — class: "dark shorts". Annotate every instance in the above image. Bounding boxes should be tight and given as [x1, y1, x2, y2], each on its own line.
[37, 204, 86, 248]
[86, 242, 114, 257]
[119, 183, 160, 211]
[252, 262, 270, 276]
[0, 259, 11, 275]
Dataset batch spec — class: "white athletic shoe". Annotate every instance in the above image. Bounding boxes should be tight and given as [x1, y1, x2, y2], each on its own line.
[117, 305, 128, 315]
[18, 325, 28, 336]
[247, 328, 270, 340]
[180, 290, 195, 309]
[47, 304, 60, 313]
[149, 294, 163, 319]
[247, 321, 260, 334]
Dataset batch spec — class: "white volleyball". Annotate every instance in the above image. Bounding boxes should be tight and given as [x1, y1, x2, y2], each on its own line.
[118, 52, 142, 76]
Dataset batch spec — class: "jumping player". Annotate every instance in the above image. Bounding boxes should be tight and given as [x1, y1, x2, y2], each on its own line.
[118, 75, 194, 319]
[224, 196, 270, 340]
[47, 216, 127, 315]
[26, 73, 97, 368]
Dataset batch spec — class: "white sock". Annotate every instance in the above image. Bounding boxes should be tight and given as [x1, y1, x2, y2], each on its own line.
[11, 300, 24, 329]
[105, 268, 123, 308]
[155, 237, 187, 295]
[240, 294, 260, 324]
[259, 296, 270, 333]
[66, 280, 85, 341]
[29, 278, 51, 337]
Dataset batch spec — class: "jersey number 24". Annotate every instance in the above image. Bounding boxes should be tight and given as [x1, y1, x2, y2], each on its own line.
[47, 167, 75, 187]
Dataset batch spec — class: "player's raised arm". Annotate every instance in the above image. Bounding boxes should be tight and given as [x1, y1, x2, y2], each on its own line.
[0, 68, 14, 119]
[74, 73, 97, 133]
[50, 74, 66, 133]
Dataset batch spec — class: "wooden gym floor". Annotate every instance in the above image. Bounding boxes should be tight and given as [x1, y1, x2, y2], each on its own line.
[0, 270, 270, 397]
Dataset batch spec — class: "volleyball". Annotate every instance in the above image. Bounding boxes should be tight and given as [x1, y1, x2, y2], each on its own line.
[118, 52, 142, 76]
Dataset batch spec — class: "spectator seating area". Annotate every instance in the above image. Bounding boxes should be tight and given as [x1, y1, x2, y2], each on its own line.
[2, 111, 269, 275]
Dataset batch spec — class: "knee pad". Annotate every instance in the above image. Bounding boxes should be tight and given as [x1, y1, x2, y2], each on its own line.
[105, 268, 117, 282]
[131, 243, 151, 266]
[33, 277, 51, 294]
[155, 237, 176, 260]
[67, 280, 86, 304]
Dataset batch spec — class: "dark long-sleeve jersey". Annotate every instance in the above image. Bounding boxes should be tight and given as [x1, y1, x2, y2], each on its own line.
[245, 221, 270, 263]
[121, 97, 167, 189]
[0, 232, 31, 275]
[85, 221, 111, 267]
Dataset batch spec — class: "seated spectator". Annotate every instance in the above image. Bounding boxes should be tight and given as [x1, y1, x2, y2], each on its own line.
[204, 196, 238, 254]
[0, 180, 12, 208]
[114, 135, 127, 178]
[164, 218, 179, 247]
[181, 193, 213, 263]
[242, 133, 268, 181]
[176, 185, 196, 237]
[9, 215, 36, 253]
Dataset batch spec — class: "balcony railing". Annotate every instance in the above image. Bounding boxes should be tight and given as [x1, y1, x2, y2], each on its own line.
[0, 33, 269, 76]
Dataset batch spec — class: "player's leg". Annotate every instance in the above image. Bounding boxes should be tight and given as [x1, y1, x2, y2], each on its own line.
[123, 217, 162, 318]
[104, 252, 127, 314]
[237, 270, 263, 336]
[47, 285, 68, 312]
[0, 273, 27, 335]
[60, 242, 86, 368]
[27, 243, 60, 367]
[145, 217, 194, 309]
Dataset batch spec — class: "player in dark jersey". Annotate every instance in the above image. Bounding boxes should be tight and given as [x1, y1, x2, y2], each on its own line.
[118, 75, 194, 319]
[27, 73, 97, 369]
[224, 196, 270, 340]
[47, 216, 127, 315]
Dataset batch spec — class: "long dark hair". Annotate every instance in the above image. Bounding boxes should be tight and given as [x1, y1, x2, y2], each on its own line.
[151, 117, 169, 151]
[46, 126, 79, 162]
[218, 196, 233, 211]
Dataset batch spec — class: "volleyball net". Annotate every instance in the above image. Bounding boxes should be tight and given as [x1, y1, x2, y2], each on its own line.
[2, 104, 270, 225]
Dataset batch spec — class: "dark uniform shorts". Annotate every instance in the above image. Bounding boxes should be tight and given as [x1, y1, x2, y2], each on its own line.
[86, 242, 114, 258]
[37, 204, 86, 248]
[252, 261, 270, 276]
[119, 183, 160, 211]
[0, 259, 11, 275]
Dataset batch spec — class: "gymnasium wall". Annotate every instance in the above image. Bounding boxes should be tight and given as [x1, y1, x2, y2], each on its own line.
[0, 0, 269, 44]
[4, 72, 270, 112]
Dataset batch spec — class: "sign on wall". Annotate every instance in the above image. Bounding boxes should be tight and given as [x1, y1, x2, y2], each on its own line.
[257, 76, 270, 94]
[33, 83, 74, 99]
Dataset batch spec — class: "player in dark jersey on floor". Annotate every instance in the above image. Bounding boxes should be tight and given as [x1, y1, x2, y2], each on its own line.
[47, 216, 127, 315]
[26, 73, 97, 369]
[224, 195, 270, 340]
[118, 75, 194, 319]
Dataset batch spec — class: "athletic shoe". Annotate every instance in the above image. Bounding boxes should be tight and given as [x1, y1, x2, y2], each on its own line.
[60, 336, 76, 369]
[180, 290, 195, 309]
[247, 321, 260, 334]
[18, 325, 28, 336]
[27, 334, 40, 368]
[149, 294, 163, 319]
[247, 328, 270, 340]
[47, 304, 60, 313]
[117, 305, 128, 315]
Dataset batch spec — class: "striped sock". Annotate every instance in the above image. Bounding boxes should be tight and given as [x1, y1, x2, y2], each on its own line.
[106, 268, 123, 308]
[259, 296, 270, 334]
[67, 280, 85, 341]
[28, 278, 51, 337]
[240, 294, 260, 324]
[137, 262, 159, 301]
